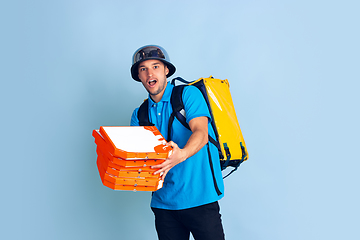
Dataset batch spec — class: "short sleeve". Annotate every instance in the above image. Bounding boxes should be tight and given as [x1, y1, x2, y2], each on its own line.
[182, 86, 211, 124]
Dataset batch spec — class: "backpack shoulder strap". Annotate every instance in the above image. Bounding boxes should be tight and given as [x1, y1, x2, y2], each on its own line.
[171, 76, 193, 85]
[137, 99, 154, 126]
[171, 85, 190, 129]
[167, 85, 190, 141]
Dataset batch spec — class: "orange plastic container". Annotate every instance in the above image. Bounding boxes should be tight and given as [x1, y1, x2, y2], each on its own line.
[97, 153, 157, 173]
[102, 179, 162, 192]
[97, 158, 163, 191]
[97, 161, 160, 186]
[96, 147, 165, 167]
[97, 156, 160, 178]
[93, 126, 170, 192]
[99, 126, 172, 159]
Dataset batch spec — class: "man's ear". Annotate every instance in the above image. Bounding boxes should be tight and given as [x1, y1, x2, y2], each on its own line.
[165, 66, 169, 75]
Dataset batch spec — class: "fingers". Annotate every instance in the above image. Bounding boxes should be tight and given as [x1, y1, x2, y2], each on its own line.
[153, 163, 172, 175]
[151, 158, 170, 170]
[151, 162, 165, 170]
[166, 141, 178, 149]
[161, 169, 169, 181]
[152, 141, 181, 180]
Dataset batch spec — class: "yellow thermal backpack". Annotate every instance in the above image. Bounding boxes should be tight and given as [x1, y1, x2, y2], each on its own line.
[137, 76, 248, 178]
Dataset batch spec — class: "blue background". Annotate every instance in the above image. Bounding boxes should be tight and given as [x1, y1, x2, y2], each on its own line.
[1, 1, 359, 239]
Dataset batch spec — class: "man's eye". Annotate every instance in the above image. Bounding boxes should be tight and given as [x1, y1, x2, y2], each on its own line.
[140, 68, 146, 71]
[154, 65, 159, 69]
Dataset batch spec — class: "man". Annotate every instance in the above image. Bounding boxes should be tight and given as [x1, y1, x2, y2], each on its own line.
[130, 45, 225, 240]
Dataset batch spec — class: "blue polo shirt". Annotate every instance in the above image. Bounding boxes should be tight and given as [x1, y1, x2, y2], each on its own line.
[130, 82, 224, 210]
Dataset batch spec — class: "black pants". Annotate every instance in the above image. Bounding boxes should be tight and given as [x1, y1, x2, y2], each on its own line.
[151, 201, 225, 240]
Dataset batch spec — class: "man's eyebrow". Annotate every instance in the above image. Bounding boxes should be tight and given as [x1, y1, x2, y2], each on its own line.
[139, 62, 161, 68]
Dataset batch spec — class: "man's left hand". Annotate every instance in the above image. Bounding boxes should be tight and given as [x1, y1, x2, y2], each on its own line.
[152, 141, 187, 181]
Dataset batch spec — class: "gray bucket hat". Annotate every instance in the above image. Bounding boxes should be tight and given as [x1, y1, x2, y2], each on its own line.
[131, 45, 176, 81]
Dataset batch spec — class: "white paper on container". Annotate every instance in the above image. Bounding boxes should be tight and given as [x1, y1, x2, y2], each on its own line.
[101, 126, 167, 153]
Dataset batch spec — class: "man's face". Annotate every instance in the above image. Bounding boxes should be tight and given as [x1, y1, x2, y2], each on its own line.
[138, 59, 169, 102]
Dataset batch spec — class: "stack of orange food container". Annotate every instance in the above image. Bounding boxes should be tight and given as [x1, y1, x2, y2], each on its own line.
[92, 126, 172, 192]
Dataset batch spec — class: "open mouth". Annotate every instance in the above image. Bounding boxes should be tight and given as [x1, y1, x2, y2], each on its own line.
[148, 79, 157, 87]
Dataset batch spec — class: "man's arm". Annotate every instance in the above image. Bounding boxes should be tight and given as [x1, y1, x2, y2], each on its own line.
[152, 116, 208, 180]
